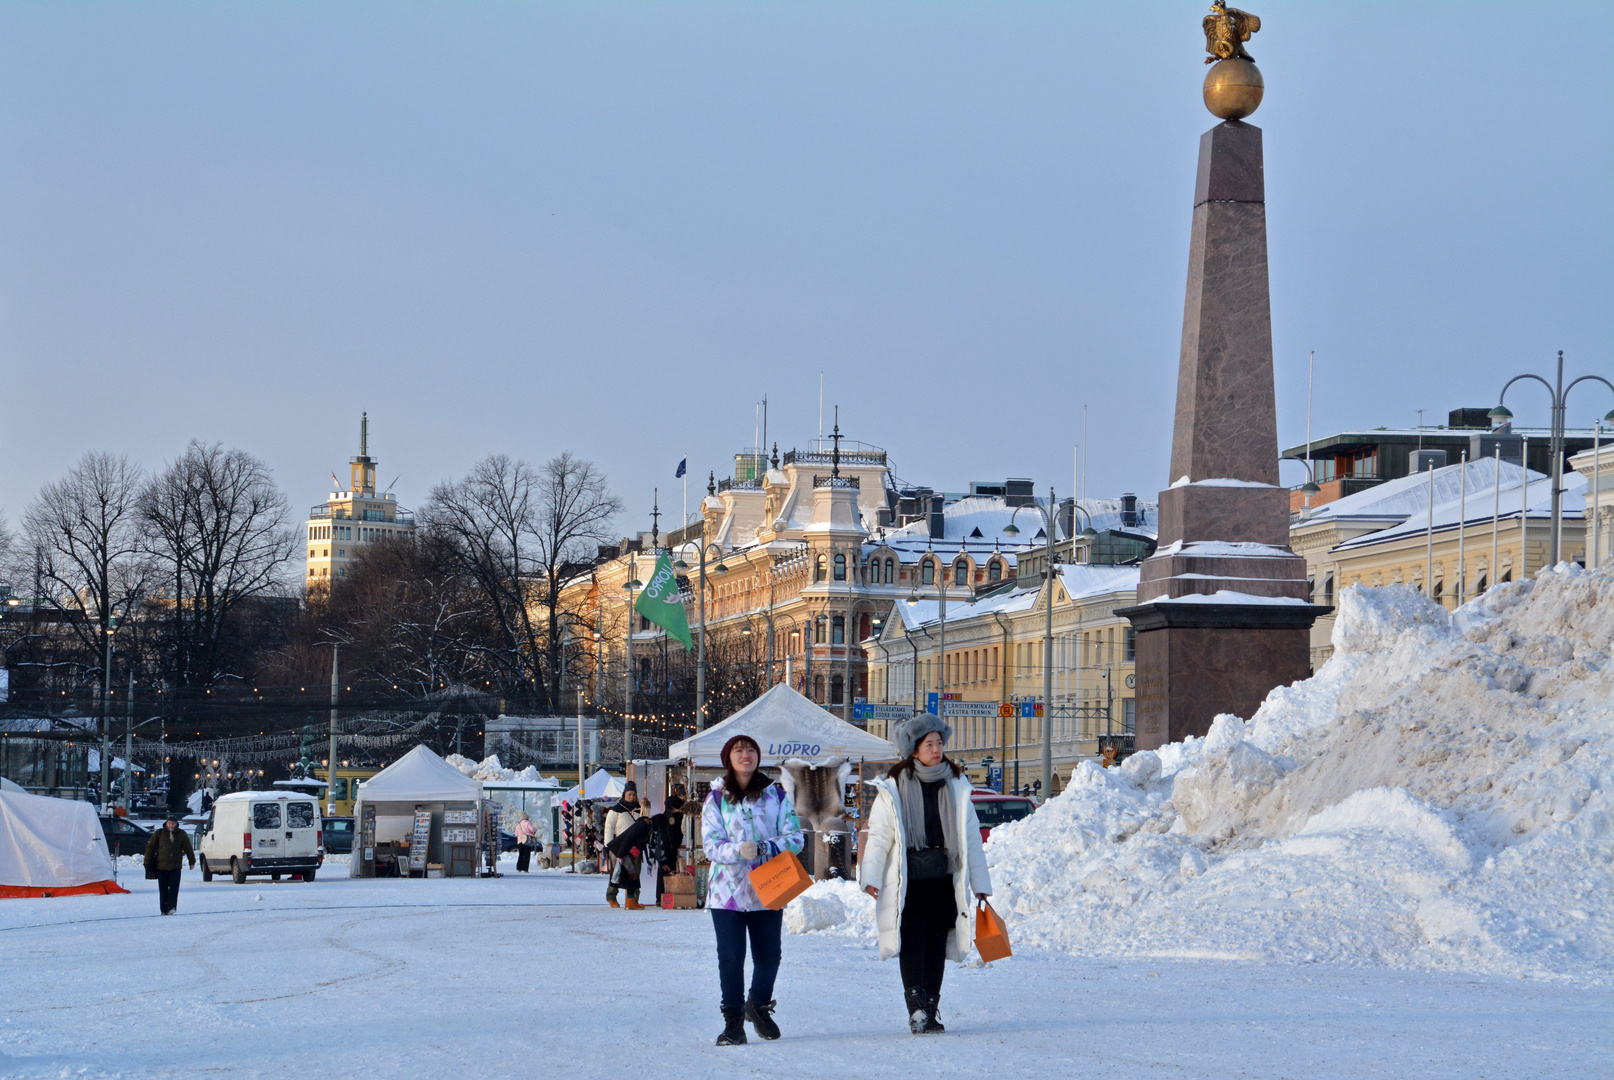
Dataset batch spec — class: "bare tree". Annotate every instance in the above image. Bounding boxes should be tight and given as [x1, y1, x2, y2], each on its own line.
[141, 441, 297, 685]
[22, 452, 149, 681]
[422, 452, 620, 711]
[533, 452, 622, 709]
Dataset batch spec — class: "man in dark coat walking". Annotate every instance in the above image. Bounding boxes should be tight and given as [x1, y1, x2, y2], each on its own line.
[144, 816, 195, 915]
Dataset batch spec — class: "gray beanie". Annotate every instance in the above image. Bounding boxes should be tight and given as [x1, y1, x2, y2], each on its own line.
[892, 714, 952, 759]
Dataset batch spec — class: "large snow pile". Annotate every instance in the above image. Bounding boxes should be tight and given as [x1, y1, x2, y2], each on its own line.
[978, 564, 1612, 981]
[444, 753, 554, 784]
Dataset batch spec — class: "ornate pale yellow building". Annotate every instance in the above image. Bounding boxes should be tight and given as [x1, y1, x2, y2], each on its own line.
[304, 414, 416, 589]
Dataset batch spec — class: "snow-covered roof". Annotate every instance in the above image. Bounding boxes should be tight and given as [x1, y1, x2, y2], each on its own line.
[356, 745, 483, 804]
[1056, 563, 1141, 601]
[893, 583, 1041, 632]
[1314, 458, 1585, 550]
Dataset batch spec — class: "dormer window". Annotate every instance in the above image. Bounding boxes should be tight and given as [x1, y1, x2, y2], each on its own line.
[954, 559, 968, 586]
[921, 558, 935, 585]
[833, 553, 846, 581]
[988, 559, 1002, 583]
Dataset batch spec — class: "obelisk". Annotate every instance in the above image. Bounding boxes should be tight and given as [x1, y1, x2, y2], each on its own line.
[1118, 11, 1329, 751]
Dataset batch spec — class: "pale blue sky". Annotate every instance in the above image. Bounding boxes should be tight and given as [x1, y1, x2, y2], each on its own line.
[2, 3, 1610, 542]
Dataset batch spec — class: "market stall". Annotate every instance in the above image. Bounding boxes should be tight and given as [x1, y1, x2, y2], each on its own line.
[1, 787, 128, 898]
[348, 745, 485, 879]
[666, 684, 898, 886]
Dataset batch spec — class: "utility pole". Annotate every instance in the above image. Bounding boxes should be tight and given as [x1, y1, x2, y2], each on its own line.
[328, 645, 339, 817]
[122, 672, 134, 810]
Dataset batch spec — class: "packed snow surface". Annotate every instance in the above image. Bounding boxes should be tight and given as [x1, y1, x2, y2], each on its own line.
[980, 565, 1613, 981]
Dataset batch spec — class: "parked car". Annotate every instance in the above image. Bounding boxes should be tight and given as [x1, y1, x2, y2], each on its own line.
[98, 815, 152, 858]
[969, 792, 1037, 841]
[322, 815, 355, 855]
[196, 792, 324, 884]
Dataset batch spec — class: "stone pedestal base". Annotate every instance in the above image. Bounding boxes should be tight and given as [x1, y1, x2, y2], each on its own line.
[1117, 600, 1329, 750]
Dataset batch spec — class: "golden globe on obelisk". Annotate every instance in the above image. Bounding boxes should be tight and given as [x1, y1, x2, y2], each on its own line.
[1118, 3, 1329, 750]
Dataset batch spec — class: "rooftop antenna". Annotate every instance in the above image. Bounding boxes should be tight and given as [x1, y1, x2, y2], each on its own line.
[761, 393, 768, 463]
[819, 372, 824, 449]
[651, 490, 661, 552]
[1418, 409, 1425, 453]
[359, 412, 369, 457]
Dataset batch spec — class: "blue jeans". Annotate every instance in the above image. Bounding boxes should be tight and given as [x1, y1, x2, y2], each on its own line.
[711, 908, 783, 1011]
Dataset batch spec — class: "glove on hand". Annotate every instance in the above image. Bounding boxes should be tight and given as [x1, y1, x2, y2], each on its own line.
[739, 841, 759, 859]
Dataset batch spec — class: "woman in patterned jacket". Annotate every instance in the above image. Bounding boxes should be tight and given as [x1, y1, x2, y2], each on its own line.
[701, 733, 804, 1047]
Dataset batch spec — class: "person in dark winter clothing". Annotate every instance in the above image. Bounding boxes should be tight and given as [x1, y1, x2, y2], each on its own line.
[144, 816, 196, 916]
[701, 734, 804, 1046]
[860, 715, 991, 1034]
[604, 783, 644, 909]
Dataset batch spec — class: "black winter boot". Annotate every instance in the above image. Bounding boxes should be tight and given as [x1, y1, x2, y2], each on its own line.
[715, 1007, 748, 1046]
[921, 993, 946, 1034]
[904, 987, 927, 1035]
[745, 999, 781, 1041]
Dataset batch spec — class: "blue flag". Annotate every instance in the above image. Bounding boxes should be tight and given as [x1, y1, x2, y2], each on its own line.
[675, 458, 686, 478]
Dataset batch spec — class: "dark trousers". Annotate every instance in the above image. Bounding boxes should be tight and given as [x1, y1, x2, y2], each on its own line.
[899, 877, 957, 1000]
[711, 908, 783, 1011]
[516, 845, 532, 872]
[606, 854, 640, 901]
[156, 868, 182, 914]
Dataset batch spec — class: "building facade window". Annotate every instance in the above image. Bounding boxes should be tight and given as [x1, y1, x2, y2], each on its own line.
[884, 557, 894, 583]
[1125, 627, 1137, 663]
[832, 615, 845, 644]
[954, 560, 968, 586]
[830, 674, 844, 705]
[815, 554, 828, 582]
[921, 559, 935, 585]
[834, 553, 846, 581]
[988, 559, 1002, 582]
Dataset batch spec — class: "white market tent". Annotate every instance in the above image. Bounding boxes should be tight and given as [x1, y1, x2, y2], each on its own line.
[557, 768, 626, 804]
[668, 684, 897, 767]
[349, 745, 484, 878]
[1, 789, 125, 897]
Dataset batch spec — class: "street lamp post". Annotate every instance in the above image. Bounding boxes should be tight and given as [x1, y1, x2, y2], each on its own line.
[674, 541, 728, 730]
[1005, 489, 1094, 802]
[622, 555, 642, 762]
[100, 616, 118, 811]
[1489, 351, 1614, 567]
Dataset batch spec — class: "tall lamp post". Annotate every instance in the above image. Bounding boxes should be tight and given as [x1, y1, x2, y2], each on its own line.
[674, 541, 728, 730]
[1004, 487, 1094, 802]
[100, 617, 117, 811]
[621, 554, 641, 762]
[1489, 351, 1614, 566]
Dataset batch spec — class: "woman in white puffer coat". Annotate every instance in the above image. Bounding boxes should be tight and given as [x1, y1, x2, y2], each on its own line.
[859, 715, 991, 1034]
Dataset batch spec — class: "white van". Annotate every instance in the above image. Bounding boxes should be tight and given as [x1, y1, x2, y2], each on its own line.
[198, 792, 325, 884]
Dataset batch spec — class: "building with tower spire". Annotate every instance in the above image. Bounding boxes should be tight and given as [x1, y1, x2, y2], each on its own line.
[303, 413, 416, 589]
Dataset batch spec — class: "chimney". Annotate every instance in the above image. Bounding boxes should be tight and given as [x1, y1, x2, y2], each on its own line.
[927, 495, 945, 540]
[1120, 493, 1139, 529]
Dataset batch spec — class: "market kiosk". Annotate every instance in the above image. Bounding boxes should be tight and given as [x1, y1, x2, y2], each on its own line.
[349, 745, 486, 879]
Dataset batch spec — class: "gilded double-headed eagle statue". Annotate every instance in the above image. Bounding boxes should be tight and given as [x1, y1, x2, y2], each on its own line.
[1203, 0, 1260, 64]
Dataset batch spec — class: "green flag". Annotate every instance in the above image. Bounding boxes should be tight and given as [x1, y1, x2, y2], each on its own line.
[633, 552, 693, 650]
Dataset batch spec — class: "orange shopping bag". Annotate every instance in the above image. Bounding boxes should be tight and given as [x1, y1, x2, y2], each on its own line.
[975, 899, 1012, 962]
[748, 850, 812, 909]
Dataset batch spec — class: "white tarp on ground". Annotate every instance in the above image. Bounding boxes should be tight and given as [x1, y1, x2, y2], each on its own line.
[0, 789, 117, 890]
[668, 683, 897, 767]
[557, 768, 626, 804]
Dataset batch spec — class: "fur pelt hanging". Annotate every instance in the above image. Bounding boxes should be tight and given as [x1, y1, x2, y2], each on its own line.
[777, 757, 852, 832]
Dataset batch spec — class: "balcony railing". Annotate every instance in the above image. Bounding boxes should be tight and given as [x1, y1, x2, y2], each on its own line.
[813, 475, 860, 489]
[717, 478, 763, 493]
[784, 446, 887, 467]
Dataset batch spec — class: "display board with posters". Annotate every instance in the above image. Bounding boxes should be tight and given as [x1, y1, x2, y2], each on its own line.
[408, 810, 432, 873]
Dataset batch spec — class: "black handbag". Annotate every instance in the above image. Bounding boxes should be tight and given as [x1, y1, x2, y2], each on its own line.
[906, 846, 950, 881]
[145, 863, 158, 880]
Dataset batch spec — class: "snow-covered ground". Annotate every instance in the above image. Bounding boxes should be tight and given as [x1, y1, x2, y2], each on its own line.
[2, 867, 1606, 1079]
[5, 569, 1610, 1077]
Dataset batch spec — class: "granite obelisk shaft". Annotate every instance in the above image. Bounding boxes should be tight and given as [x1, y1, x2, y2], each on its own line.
[1120, 120, 1326, 751]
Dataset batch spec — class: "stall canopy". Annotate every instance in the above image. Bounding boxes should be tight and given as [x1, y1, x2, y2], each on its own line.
[1, 789, 128, 898]
[356, 745, 483, 805]
[668, 684, 897, 767]
[558, 768, 626, 804]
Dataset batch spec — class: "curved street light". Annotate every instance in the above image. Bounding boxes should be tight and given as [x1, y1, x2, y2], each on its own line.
[1490, 351, 1614, 566]
[1003, 486, 1083, 803]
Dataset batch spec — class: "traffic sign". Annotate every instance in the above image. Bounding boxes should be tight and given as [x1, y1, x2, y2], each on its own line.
[998, 703, 1014, 717]
[1018, 702, 1044, 718]
[853, 703, 912, 721]
[940, 701, 999, 718]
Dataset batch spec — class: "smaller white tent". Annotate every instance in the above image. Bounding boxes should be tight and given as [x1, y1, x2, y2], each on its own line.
[668, 684, 897, 767]
[357, 745, 484, 804]
[350, 746, 484, 878]
[1, 790, 125, 897]
[557, 768, 626, 804]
